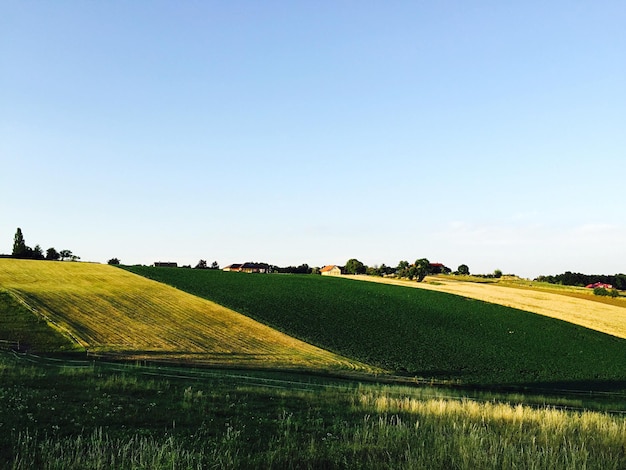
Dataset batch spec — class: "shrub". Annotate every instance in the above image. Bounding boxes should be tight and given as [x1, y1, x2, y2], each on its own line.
[592, 287, 618, 297]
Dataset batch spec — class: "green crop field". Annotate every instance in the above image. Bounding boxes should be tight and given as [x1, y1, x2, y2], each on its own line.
[125, 266, 626, 389]
[0, 259, 366, 371]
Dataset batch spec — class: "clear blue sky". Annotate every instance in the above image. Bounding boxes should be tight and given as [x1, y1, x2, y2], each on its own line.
[2, 1, 624, 278]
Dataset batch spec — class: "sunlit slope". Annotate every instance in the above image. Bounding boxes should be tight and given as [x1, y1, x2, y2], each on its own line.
[0, 259, 366, 371]
[350, 275, 626, 339]
[125, 267, 626, 387]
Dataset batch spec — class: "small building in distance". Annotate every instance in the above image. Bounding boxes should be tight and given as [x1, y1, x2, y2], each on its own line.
[223, 262, 269, 273]
[321, 265, 342, 276]
[429, 263, 451, 274]
[223, 263, 243, 272]
[240, 262, 270, 273]
[585, 282, 613, 289]
[154, 262, 178, 268]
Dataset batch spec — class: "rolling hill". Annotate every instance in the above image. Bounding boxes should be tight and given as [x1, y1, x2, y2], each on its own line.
[0, 259, 366, 371]
[351, 274, 626, 339]
[125, 266, 626, 389]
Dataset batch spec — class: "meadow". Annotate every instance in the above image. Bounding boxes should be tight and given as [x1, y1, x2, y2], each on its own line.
[3, 260, 626, 467]
[0, 289, 76, 352]
[354, 274, 626, 339]
[0, 259, 364, 371]
[124, 267, 626, 390]
[2, 351, 626, 469]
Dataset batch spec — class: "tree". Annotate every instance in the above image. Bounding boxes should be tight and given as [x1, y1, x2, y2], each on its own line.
[108, 258, 120, 265]
[46, 248, 60, 261]
[494, 269, 503, 279]
[396, 260, 410, 278]
[12, 228, 28, 258]
[210, 261, 220, 270]
[345, 258, 366, 275]
[366, 265, 380, 276]
[32, 245, 45, 260]
[194, 259, 208, 269]
[412, 258, 430, 282]
[59, 249, 73, 261]
[457, 264, 470, 275]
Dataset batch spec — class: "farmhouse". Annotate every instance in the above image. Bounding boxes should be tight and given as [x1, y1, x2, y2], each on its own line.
[241, 262, 270, 273]
[223, 264, 243, 272]
[429, 263, 450, 274]
[154, 262, 178, 268]
[321, 265, 342, 276]
[586, 282, 613, 289]
[223, 262, 269, 273]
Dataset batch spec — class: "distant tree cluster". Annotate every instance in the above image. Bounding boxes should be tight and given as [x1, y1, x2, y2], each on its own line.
[366, 264, 396, 277]
[536, 272, 626, 290]
[193, 260, 220, 270]
[343, 258, 461, 282]
[272, 264, 313, 274]
[344, 259, 366, 275]
[593, 287, 620, 298]
[394, 258, 432, 281]
[9, 228, 79, 261]
[456, 264, 470, 275]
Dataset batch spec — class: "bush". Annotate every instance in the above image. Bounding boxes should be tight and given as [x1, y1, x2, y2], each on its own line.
[593, 287, 608, 296]
[593, 287, 619, 297]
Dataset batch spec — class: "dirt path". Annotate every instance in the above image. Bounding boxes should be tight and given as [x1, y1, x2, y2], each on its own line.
[345, 275, 626, 340]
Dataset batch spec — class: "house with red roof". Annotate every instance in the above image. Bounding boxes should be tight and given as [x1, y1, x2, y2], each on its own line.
[585, 282, 613, 289]
[320, 265, 342, 276]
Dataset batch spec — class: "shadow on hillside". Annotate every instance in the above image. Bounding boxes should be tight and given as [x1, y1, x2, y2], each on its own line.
[395, 368, 475, 381]
[508, 379, 626, 394]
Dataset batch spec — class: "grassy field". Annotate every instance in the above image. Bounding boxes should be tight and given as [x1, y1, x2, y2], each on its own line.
[124, 266, 626, 389]
[0, 259, 366, 371]
[0, 290, 77, 352]
[3, 260, 626, 467]
[2, 351, 626, 469]
[351, 274, 626, 339]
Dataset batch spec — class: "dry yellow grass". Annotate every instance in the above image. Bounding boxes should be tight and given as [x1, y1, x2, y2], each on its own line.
[0, 259, 368, 371]
[348, 274, 626, 339]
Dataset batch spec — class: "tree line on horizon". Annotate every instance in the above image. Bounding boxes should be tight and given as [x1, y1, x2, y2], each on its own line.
[5, 228, 622, 289]
[536, 272, 626, 290]
[343, 258, 472, 281]
[3, 228, 79, 262]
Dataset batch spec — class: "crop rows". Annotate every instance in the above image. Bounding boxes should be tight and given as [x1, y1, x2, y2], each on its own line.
[0, 259, 364, 371]
[126, 267, 626, 389]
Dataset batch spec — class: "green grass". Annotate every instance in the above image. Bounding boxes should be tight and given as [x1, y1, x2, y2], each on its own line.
[2, 351, 626, 469]
[0, 290, 77, 352]
[124, 267, 626, 389]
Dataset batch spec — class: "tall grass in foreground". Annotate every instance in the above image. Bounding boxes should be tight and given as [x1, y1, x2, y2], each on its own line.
[3, 352, 625, 469]
[10, 396, 626, 469]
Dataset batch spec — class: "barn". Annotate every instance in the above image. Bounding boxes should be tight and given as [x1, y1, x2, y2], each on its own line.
[321, 265, 342, 276]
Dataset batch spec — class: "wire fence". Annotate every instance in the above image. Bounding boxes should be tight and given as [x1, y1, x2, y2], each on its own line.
[0, 339, 20, 350]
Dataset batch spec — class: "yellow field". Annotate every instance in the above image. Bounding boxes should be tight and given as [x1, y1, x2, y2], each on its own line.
[349, 274, 626, 339]
[0, 259, 368, 371]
